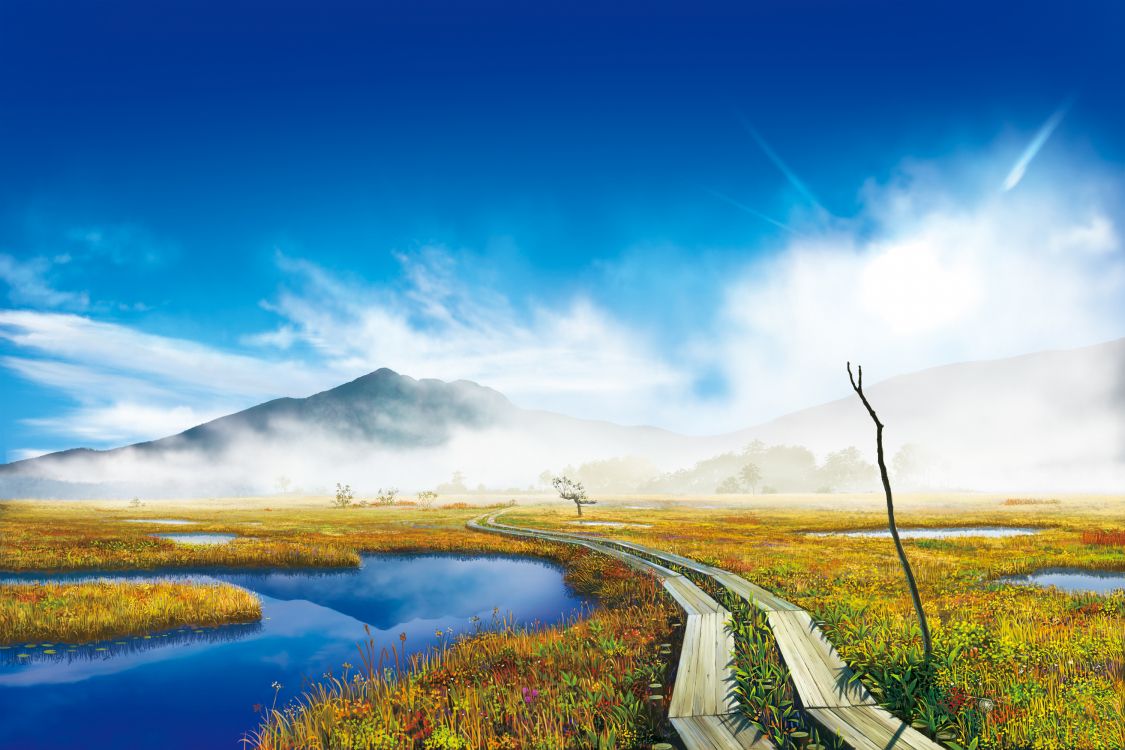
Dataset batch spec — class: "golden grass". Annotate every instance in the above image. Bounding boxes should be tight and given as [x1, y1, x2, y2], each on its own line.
[0, 580, 261, 645]
[504, 495, 1125, 750]
[251, 547, 677, 750]
[3, 493, 1123, 749]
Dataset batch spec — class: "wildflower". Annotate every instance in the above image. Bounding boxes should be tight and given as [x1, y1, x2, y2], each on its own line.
[271, 681, 283, 690]
[522, 686, 540, 703]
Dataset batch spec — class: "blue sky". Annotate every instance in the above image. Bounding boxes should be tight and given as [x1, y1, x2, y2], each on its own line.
[1, 0, 1124, 461]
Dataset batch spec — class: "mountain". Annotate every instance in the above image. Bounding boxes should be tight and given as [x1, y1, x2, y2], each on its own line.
[719, 337, 1125, 491]
[2, 339, 1122, 498]
[0, 368, 712, 499]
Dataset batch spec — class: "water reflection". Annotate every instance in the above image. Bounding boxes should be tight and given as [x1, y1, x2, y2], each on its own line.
[1000, 567, 1125, 595]
[0, 554, 592, 750]
[153, 532, 237, 545]
[0, 621, 262, 668]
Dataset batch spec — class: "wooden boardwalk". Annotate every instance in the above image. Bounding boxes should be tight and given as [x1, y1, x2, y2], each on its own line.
[470, 514, 947, 750]
[468, 514, 774, 750]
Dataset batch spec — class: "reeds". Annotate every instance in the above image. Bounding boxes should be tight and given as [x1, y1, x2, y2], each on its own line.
[250, 549, 677, 750]
[507, 502, 1125, 749]
[0, 580, 261, 645]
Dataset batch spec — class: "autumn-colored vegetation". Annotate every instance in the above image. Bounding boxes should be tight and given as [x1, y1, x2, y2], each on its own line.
[250, 546, 678, 750]
[0, 580, 261, 645]
[2, 495, 1122, 749]
[508, 498, 1125, 750]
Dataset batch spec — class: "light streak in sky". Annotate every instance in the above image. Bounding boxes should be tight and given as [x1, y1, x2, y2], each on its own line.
[1003, 97, 1075, 191]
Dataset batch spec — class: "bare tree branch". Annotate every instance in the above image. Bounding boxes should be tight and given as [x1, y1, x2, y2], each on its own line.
[847, 361, 933, 658]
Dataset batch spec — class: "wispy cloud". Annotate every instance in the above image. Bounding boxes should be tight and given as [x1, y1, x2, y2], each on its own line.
[0, 311, 334, 445]
[0, 142, 1121, 453]
[1002, 97, 1074, 191]
[0, 255, 89, 310]
[253, 249, 688, 420]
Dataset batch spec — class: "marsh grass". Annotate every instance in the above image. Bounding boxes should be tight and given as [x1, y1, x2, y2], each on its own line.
[0, 580, 261, 645]
[4, 496, 1123, 749]
[508, 498, 1125, 750]
[250, 547, 677, 750]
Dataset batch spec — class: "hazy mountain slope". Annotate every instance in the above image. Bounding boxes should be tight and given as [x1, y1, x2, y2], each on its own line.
[1, 339, 1122, 498]
[0, 369, 709, 498]
[721, 338, 1125, 491]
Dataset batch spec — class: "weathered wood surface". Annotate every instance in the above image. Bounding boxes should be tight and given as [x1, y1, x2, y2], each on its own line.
[471, 514, 948, 750]
[671, 714, 776, 750]
[807, 706, 945, 750]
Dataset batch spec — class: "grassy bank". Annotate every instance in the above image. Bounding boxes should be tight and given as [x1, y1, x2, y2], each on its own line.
[0, 580, 261, 645]
[0, 500, 580, 571]
[250, 546, 678, 750]
[507, 496, 1125, 750]
[4, 494, 1122, 748]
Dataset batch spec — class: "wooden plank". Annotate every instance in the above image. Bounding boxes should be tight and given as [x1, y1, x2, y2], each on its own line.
[807, 706, 946, 750]
[669, 614, 702, 718]
[671, 715, 775, 750]
[767, 610, 874, 708]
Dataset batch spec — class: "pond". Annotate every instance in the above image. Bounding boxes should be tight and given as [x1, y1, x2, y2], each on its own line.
[153, 532, 237, 545]
[808, 527, 1040, 539]
[0, 554, 593, 750]
[1000, 568, 1125, 595]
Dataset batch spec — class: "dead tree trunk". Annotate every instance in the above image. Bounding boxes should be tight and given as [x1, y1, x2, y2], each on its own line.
[847, 362, 933, 659]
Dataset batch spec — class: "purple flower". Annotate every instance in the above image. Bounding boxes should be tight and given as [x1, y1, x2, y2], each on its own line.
[522, 687, 540, 703]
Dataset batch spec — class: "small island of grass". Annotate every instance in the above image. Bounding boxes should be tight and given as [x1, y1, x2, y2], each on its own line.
[0, 581, 262, 645]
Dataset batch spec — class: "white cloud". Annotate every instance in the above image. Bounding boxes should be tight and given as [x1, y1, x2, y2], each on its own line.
[25, 403, 228, 445]
[251, 250, 688, 422]
[712, 156, 1125, 424]
[0, 254, 89, 309]
[0, 143, 1122, 458]
[0, 311, 337, 446]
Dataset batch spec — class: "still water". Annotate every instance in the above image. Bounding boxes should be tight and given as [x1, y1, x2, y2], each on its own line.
[1000, 567, 1125, 595]
[0, 554, 593, 749]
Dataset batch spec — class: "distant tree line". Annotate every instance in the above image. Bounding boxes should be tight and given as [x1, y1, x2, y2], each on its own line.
[542, 439, 933, 495]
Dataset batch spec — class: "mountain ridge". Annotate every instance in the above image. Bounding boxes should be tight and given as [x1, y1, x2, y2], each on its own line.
[2, 337, 1122, 496]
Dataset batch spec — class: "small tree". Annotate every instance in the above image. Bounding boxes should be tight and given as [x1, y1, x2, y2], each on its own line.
[552, 475, 596, 517]
[715, 476, 742, 494]
[416, 490, 438, 509]
[375, 487, 399, 506]
[333, 483, 354, 509]
[739, 462, 762, 494]
[848, 362, 932, 658]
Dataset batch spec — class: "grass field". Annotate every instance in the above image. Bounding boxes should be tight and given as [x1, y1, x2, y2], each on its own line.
[250, 547, 677, 750]
[504, 494, 1125, 750]
[1, 493, 1122, 749]
[0, 580, 261, 645]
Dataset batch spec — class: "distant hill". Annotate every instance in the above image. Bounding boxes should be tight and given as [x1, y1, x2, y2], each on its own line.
[0, 369, 711, 499]
[717, 337, 1125, 492]
[1, 339, 1122, 498]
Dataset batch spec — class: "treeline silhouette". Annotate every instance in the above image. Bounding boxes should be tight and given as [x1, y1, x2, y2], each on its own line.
[553, 440, 932, 495]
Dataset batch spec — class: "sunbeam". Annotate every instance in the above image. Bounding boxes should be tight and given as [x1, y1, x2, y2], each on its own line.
[1002, 97, 1075, 191]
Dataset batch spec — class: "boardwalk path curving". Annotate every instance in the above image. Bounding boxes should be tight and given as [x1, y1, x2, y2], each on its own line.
[468, 513, 946, 750]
